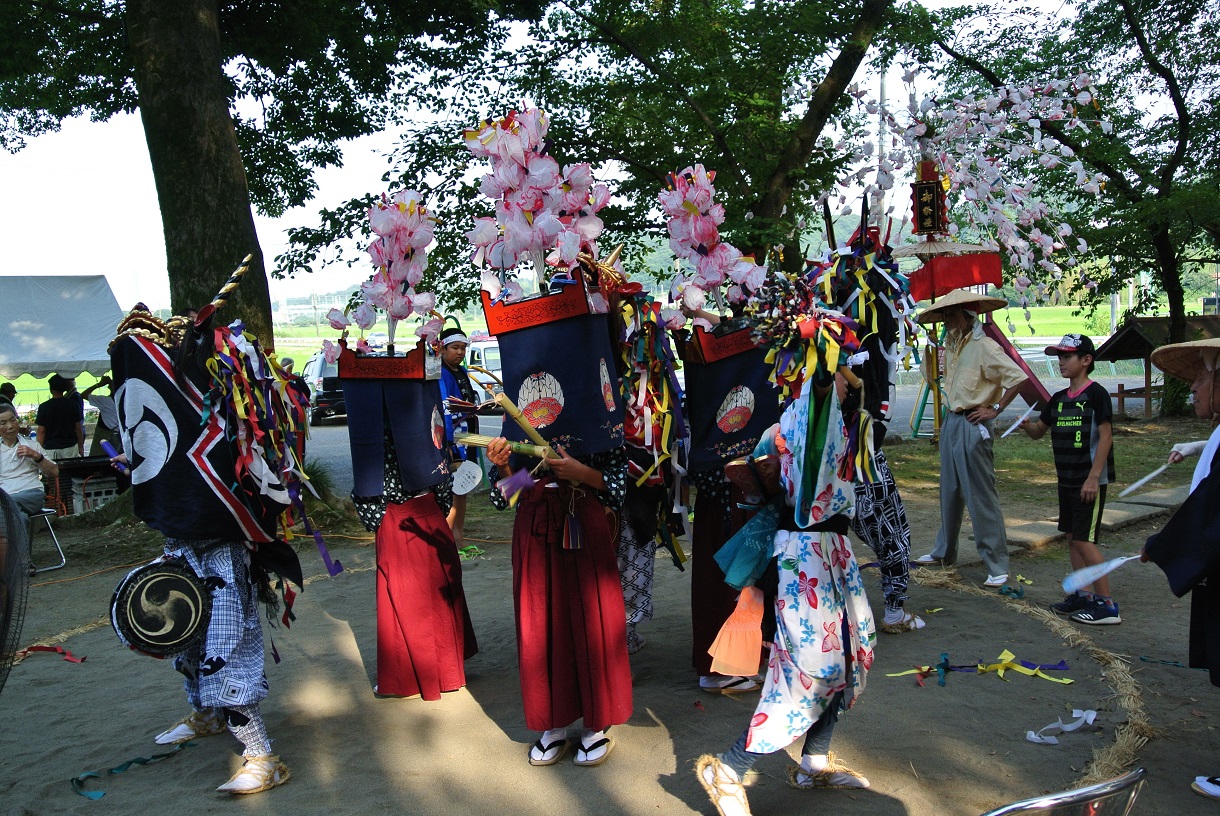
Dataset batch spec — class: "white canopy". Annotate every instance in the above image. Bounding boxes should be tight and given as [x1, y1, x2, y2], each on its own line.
[0, 275, 126, 379]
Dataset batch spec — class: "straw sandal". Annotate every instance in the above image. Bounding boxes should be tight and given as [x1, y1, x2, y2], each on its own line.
[879, 611, 926, 634]
[154, 708, 226, 745]
[695, 754, 752, 816]
[216, 755, 291, 794]
[786, 752, 870, 790]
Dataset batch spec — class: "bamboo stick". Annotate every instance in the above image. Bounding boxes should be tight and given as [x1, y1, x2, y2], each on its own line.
[455, 432, 549, 459]
[492, 393, 558, 459]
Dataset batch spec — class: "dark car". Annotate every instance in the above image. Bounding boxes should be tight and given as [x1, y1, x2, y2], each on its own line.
[302, 352, 345, 426]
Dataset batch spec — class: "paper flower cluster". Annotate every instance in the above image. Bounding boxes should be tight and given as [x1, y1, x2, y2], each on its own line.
[463, 108, 610, 299]
[660, 165, 761, 313]
[840, 71, 1107, 282]
[325, 189, 441, 355]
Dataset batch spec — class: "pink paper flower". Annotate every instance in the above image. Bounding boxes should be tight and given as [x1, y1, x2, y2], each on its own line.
[326, 308, 350, 330]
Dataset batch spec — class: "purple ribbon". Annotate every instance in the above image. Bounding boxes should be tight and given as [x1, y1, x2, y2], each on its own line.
[289, 481, 343, 576]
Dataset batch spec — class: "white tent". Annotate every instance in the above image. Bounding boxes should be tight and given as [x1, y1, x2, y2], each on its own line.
[0, 276, 126, 379]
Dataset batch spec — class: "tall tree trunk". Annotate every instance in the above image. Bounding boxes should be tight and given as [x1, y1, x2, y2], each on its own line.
[1150, 223, 1185, 343]
[125, 0, 274, 345]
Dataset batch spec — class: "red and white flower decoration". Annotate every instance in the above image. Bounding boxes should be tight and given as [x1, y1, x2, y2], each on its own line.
[660, 164, 760, 310]
[330, 189, 442, 348]
[464, 108, 611, 298]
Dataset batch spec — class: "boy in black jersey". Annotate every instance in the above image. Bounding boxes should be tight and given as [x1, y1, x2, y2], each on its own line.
[1022, 334, 1120, 624]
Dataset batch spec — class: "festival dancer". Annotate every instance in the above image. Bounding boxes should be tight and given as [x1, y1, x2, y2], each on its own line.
[340, 190, 478, 701]
[697, 297, 875, 816]
[467, 108, 631, 766]
[808, 216, 925, 632]
[615, 289, 685, 656]
[681, 309, 779, 691]
[110, 297, 302, 795]
[1140, 338, 1220, 801]
[662, 166, 780, 692]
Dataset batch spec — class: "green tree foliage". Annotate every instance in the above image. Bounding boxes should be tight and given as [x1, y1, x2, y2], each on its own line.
[0, 0, 538, 340]
[912, 0, 1220, 346]
[282, 0, 901, 310]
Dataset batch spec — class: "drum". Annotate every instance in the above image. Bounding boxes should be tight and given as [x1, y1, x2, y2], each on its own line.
[110, 557, 211, 658]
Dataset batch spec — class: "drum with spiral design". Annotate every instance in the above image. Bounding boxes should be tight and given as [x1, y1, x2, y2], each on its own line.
[110, 557, 211, 658]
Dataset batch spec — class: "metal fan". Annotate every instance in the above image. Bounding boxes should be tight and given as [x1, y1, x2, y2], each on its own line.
[0, 489, 31, 698]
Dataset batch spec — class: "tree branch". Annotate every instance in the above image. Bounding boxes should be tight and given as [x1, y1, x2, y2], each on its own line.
[755, 0, 893, 226]
[29, 0, 107, 24]
[1115, 0, 1191, 194]
[931, 34, 1158, 203]
[573, 7, 751, 198]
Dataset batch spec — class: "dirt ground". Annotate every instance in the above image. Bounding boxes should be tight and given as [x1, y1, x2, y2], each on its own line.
[2, 438, 1217, 815]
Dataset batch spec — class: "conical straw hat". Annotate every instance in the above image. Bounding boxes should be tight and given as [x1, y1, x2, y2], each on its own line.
[1150, 338, 1220, 382]
[916, 287, 1008, 325]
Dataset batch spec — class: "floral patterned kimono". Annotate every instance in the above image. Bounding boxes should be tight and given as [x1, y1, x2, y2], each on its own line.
[744, 384, 876, 754]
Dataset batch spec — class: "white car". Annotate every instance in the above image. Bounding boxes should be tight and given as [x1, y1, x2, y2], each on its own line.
[464, 338, 504, 401]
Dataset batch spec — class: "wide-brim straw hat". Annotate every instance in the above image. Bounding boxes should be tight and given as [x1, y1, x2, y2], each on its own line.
[1150, 338, 1220, 382]
[916, 288, 1008, 325]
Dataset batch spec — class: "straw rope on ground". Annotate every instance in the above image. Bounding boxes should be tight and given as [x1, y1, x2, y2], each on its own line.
[10, 564, 378, 669]
[912, 566, 1156, 786]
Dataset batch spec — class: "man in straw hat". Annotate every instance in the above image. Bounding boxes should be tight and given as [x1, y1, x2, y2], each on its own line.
[1141, 337, 1220, 801]
[912, 288, 1027, 587]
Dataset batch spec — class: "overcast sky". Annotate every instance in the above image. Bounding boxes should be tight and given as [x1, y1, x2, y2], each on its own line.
[0, 112, 397, 311]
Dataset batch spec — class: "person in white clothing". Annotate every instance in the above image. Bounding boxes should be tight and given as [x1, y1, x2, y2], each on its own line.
[0, 403, 58, 515]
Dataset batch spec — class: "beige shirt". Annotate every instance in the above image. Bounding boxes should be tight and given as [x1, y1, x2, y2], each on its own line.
[930, 328, 1027, 412]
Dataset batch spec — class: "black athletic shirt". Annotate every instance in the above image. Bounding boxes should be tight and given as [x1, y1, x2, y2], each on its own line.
[1038, 381, 1116, 487]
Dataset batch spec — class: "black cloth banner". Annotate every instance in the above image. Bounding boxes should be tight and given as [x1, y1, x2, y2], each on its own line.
[111, 335, 283, 543]
[496, 313, 624, 458]
[342, 377, 448, 497]
[684, 346, 779, 475]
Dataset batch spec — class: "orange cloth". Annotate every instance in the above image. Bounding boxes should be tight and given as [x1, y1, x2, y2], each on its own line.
[708, 586, 765, 677]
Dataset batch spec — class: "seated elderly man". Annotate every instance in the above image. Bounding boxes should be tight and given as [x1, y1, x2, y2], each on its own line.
[0, 403, 58, 515]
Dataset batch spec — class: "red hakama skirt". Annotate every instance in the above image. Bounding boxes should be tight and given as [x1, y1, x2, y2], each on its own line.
[512, 481, 633, 732]
[690, 485, 755, 676]
[375, 493, 478, 700]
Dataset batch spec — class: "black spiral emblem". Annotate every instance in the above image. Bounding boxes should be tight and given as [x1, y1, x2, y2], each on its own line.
[111, 560, 211, 658]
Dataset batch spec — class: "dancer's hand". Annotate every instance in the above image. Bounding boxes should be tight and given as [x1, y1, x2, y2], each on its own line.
[486, 437, 511, 470]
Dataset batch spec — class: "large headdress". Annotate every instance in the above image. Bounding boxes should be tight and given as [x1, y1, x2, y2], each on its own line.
[109, 257, 308, 581]
[465, 108, 624, 458]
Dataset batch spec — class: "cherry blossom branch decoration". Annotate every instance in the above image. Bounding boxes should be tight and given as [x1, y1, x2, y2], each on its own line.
[322, 189, 441, 362]
[463, 108, 611, 304]
[660, 164, 761, 322]
[834, 70, 1110, 295]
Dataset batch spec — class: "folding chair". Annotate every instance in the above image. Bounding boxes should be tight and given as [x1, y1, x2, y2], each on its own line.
[28, 508, 65, 574]
[28, 474, 67, 574]
[982, 768, 1146, 815]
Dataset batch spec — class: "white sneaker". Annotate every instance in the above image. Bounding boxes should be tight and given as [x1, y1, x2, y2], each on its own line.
[984, 573, 1009, 587]
[155, 709, 226, 745]
[216, 755, 291, 794]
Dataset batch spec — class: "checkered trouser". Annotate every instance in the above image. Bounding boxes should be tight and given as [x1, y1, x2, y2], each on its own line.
[849, 451, 912, 614]
[165, 538, 269, 711]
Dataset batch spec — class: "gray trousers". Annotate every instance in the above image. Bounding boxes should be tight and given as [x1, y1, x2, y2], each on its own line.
[930, 412, 1009, 576]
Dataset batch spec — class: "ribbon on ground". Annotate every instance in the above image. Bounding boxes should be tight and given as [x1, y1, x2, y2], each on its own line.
[1026, 709, 1097, 744]
[1139, 655, 1209, 672]
[16, 644, 85, 663]
[979, 649, 1073, 684]
[72, 742, 195, 799]
[888, 650, 1072, 685]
